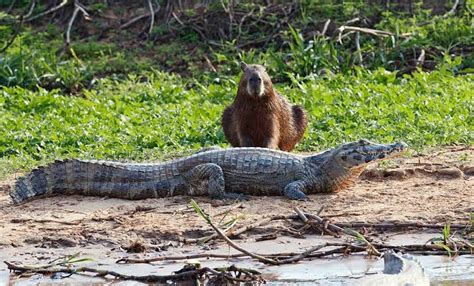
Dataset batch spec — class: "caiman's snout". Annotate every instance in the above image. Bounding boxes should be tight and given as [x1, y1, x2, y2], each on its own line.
[337, 139, 407, 167]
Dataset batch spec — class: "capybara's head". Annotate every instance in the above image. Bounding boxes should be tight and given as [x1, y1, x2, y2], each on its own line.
[239, 62, 272, 97]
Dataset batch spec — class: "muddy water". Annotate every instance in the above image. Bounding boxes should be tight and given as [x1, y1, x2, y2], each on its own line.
[1, 233, 473, 285]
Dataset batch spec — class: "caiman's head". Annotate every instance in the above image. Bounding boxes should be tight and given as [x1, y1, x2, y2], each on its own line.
[331, 139, 406, 169]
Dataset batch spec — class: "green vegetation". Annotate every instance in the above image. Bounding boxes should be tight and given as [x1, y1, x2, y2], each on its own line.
[1, 68, 472, 177]
[0, 1, 473, 178]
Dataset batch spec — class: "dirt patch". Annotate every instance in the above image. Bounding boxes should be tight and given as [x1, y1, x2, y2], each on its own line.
[0, 147, 472, 250]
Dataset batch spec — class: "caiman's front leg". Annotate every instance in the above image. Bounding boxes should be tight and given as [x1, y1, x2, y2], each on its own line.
[185, 163, 246, 200]
[283, 180, 308, 201]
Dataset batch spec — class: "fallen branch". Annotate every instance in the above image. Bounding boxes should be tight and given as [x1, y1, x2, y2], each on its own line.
[5, 261, 260, 283]
[117, 242, 356, 264]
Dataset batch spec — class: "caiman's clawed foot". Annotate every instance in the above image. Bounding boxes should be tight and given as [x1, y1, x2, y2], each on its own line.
[283, 181, 308, 201]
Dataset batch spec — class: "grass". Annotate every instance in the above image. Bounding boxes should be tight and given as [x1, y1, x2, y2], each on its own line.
[0, 3, 473, 179]
[0, 67, 472, 178]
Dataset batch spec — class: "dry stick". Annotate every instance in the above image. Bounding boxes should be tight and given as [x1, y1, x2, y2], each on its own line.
[120, 5, 161, 30]
[117, 242, 354, 264]
[355, 31, 363, 65]
[294, 207, 309, 223]
[203, 211, 279, 265]
[444, 0, 460, 17]
[417, 49, 425, 66]
[5, 261, 255, 283]
[146, 0, 155, 35]
[24, 0, 37, 18]
[182, 214, 295, 244]
[7, 0, 17, 13]
[10, 218, 81, 226]
[65, 0, 89, 46]
[116, 240, 467, 265]
[297, 208, 381, 256]
[338, 25, 411, 42]
[321, 19, 331, 36]
[25, 0, 68, 22]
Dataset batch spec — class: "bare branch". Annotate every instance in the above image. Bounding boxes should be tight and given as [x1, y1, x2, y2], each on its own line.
[321, 19, 331, 36]
[355, 31, 363, 65]
[444, 0, 460, 17]
[338, 25, 411, 39]
[5, 261, 260, 283]
[120, 3, 161, 30]
[416, 49, 425, 66]
[146, 0, 155, 35]
[25, 0, 68, 22]
[24, 0, 37, 18]
[65, 0, 90, 46]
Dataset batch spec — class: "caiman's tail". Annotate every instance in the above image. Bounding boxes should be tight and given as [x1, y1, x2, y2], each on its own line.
[10, 159, 167, 204]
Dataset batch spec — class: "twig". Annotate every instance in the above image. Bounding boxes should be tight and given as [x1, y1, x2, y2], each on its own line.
[416, 49, 425, 66]
[25, 0, 68, 22]
[65, 0, 90, 46]
[191, 200, 279, 265]
[120, 4, 161, 30]
[10, 218, 81, 225]
[294, 207, 309, 223]
[146, 0, 155, 35]
[297, 208, 381, 256]
[444, 0, 460, 17]
[7, 0, 17, 14]
[321, 19, 331, 36]
[355, 31, 363, 65]
[337, 25, 411, 40]
[5, 261, 259, 283]
[24, 0, 37, 18]
[182, 214, 295, 244]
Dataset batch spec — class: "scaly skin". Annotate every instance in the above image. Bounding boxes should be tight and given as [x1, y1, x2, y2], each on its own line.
[10, 139, 406, 204]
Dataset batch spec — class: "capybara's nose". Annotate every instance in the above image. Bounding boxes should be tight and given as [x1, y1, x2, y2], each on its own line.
[249, 76, 261, 83]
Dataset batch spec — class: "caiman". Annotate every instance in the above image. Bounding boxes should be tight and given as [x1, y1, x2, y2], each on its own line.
[10, 139, 406, 204]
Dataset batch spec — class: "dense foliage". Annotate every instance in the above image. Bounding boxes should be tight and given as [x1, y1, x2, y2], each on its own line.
[1, 68, 472, 177]
[0, 1, 473, 177]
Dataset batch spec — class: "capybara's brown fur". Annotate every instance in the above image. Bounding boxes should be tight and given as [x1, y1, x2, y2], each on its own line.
[221, 62, 308, 151]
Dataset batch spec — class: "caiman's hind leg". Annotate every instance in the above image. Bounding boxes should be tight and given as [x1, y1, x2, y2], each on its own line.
[185, 163, 246, 200]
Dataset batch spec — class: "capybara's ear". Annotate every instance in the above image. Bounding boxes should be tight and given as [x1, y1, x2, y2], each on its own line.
[240, 61, 248, 71]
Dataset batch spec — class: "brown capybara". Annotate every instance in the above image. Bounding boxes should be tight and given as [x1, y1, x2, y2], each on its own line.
[221, 62, 308, 151]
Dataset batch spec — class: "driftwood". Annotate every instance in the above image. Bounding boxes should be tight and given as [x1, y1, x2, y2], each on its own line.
[5, 261, 262, 283]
